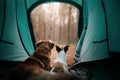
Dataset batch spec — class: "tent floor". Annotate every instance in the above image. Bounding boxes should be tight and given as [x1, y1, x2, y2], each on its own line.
[69, 52, 120, 80]
[0, 52, 120, 80]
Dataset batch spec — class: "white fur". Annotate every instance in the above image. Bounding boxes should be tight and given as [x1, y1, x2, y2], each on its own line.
[51, 49, 69, 73]
[54, 50, 67, 66]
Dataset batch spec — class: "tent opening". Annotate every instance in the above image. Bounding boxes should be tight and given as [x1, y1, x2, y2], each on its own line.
[30, 2, 80, 66]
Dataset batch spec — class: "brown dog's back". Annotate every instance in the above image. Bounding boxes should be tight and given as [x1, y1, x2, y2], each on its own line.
[9, 40, 55, 80]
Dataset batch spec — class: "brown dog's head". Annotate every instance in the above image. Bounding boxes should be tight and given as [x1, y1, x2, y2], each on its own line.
[36, 40, 54, 50]
[35, 40, 54, 54]
[33, 40, 55, 61]
[33, 40, 55, 70]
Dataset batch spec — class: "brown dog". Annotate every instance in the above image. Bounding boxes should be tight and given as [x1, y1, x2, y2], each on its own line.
[9, 40, 54, 80]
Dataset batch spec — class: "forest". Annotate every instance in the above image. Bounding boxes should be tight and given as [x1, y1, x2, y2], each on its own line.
[31, 3, 79, 44]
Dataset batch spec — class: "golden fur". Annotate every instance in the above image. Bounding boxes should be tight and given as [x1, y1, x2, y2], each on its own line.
[9, 40, 54, 80]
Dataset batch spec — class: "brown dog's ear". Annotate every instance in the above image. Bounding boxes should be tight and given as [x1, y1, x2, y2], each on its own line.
[49, 42, 54, 49]
[56, 45, 61, 52]
[49, 40, 55, 49]
[64, 45, 69, 53]
[36, 40, 42, 47]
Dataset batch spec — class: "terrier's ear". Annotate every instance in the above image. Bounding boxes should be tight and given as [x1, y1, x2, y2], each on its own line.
[64, 45, 69, 53]
[56, 45, 61, 52]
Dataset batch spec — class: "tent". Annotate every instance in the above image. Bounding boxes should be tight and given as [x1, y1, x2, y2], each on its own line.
[0, 0, 120, 80]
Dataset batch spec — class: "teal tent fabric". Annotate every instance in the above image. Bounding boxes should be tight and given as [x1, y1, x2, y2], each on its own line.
[103, 0, 120, 52]
[26, 0, 83, 10]
[0, 0, 29, 61]
[75, 0, 109, 62]
[26, 0, 38, 9]
[16, 0, 35, 55]
[0, 0, 4, 35]
[71, 0, 82, 6]
[0, 0, 34, 61]
[74, 0, 88, 61]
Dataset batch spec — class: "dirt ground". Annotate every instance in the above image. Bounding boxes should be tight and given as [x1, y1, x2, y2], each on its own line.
[50, 44, 76, 66]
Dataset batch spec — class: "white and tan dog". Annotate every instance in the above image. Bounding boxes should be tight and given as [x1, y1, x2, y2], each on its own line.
[50, 45, 70, 73]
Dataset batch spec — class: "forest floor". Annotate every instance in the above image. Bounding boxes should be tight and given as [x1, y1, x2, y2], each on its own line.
[50, 44, 76, 66]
